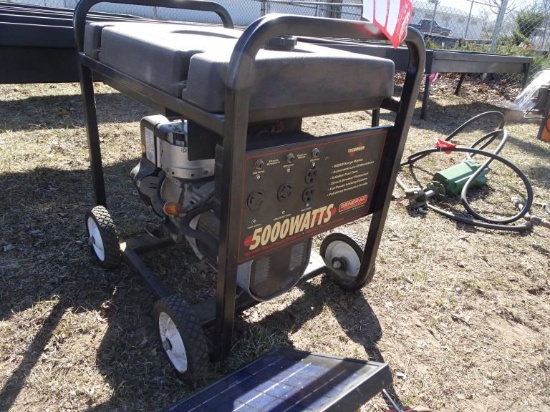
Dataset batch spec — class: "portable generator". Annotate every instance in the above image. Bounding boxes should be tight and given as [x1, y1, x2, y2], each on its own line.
[128, 113, 389, 301]
[75, 0, 425, 380]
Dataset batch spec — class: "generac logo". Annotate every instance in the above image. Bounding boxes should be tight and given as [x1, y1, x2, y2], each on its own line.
[339, 195, 368, 213]
[244, 204, 336, 251]
[348, 144, 365, 157]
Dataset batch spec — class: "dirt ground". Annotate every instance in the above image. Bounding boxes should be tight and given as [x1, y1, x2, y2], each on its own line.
[0, 75, 549, 412]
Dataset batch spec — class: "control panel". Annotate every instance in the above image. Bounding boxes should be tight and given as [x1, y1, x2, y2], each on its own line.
[237, 128, 388, 262]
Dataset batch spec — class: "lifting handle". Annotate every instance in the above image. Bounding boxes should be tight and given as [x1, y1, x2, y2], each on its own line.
[73, 0, 234, 51]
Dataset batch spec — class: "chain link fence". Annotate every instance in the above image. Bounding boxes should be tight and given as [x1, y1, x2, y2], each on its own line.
[8, 0, 550, 84]
[411, 0, 550, 82]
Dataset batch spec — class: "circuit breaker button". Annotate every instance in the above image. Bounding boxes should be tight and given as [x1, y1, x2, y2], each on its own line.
[247, 190, 265, 211]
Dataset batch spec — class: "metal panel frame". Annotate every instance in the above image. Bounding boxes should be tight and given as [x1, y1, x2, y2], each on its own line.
[163, 348, 392, 411]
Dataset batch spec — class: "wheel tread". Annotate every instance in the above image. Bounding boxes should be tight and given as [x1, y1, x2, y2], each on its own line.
[86, 206, 121, 269]
[154, 295, 210, 381]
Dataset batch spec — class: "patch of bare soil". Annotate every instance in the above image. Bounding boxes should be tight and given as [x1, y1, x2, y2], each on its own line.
[0, 79, 549, 412]
[429, 73, 524, 105]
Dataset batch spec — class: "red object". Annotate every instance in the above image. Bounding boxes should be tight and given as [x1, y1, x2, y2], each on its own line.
[362, 0, 413, 48]
[435, 138, 456, 154]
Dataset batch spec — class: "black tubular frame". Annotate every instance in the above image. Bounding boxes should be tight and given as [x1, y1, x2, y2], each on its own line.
[74, 0, 425, 361]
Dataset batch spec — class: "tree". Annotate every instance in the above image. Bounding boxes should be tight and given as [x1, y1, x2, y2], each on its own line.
[517, 9, 545, 38]
[514, 9, 545, 44]
[484, 0, 519, 16]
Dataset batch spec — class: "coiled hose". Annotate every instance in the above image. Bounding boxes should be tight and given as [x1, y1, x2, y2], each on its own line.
[398, 111, 534, 232]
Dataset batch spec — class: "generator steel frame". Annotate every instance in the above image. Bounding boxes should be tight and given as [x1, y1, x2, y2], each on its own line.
[74, 0, 425, 361]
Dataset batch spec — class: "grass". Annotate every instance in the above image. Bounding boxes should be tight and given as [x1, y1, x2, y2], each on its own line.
[1, 77, 549, 411]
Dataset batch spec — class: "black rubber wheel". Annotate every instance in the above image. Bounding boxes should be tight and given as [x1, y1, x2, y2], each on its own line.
[153, 295, 210, 381]
[85, 206, 121, 269]
[320, 233, 374, 292]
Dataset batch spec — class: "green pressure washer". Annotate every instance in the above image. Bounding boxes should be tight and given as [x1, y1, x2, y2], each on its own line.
[397, 111, 550, 232]
[428, 159, 490, 198]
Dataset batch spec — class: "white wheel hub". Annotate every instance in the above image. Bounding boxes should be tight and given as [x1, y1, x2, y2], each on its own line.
[158, 312, 188, 373]
[324, 240, 361, 278]
[87, 216, 105, 261]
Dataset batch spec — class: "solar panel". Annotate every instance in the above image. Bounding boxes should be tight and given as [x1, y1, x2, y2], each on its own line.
[163, 348, 391, 412]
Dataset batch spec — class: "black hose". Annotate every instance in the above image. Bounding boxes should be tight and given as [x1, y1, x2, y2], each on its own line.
[401, 111, 534, 232]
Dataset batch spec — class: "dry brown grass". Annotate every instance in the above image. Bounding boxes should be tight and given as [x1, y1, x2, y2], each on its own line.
[1, 78, 549, 411]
